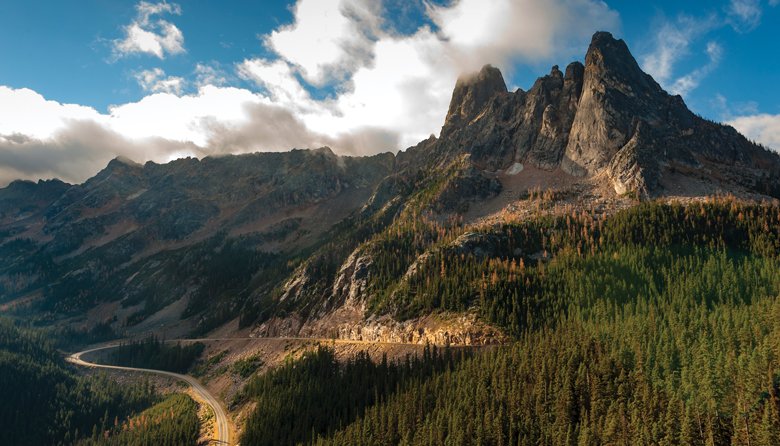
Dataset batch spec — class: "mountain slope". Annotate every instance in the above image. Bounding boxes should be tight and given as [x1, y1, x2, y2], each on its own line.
[248, 32, 780, 343]
[0, 31, 778, 341]
[0, 150, 394, 334]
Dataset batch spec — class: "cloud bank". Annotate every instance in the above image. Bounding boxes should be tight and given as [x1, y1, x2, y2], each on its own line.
[2, 0, 623, 185]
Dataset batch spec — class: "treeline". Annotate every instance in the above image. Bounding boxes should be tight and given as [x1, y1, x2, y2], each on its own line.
[375, 200, 780, 326]
[104, 336, 204, 373]
[0, 318, 157, 446]
[239, 288, 780, 446]
[76, 393, 199, 446]
[240, 346, 468, 446]
[237, 199, 780, 445]
[313, 291, 780, 445]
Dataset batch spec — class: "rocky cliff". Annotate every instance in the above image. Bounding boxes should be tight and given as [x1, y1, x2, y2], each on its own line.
[417, 31, 780, 199]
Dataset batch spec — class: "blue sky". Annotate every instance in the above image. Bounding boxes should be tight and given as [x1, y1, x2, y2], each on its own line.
[0, 0, 778, 184]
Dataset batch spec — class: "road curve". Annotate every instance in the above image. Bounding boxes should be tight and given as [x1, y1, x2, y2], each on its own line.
[67, 345, 231, 446]
[66, 337, 470, 444]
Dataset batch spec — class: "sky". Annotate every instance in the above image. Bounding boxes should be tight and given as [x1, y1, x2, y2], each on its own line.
[0, 0, 778, 185]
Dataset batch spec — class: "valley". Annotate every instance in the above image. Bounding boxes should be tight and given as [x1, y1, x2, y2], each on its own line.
[2, 30, 780, 445]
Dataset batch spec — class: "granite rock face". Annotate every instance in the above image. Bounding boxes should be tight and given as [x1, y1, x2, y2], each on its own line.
[444, 65, 508, 130]
[428, 31, 780, 198]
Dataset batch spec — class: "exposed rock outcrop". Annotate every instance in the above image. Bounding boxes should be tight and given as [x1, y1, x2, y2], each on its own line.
[444, 64, 508, 129]
[427, 31, 780, 199]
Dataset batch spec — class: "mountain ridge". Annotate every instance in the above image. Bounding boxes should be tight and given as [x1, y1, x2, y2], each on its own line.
[1, 31, 779, 342]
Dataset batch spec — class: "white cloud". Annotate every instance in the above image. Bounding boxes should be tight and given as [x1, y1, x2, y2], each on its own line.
[641, 15, 717, 85]
[728, 114, 780, 151]
[265, 0, 381, 86]
[0, 122, 199, 186]
[0, 84, 397, 184]
[113, 1, 185, 59]
[107, 86, 265, 146]
[428, 0, 619, 72]
[727, 0, 763, 32]
[0, 86, 104, 140]
[0, 0, 622, 185]
[669, 41, 723, 96]
[134, 68, 185, 94]
[238, 59, 315, 110]
[245, 0, 620, 149]
[194, 63, 228, 88]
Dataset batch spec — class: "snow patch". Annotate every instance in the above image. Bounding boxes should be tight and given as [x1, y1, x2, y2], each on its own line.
[506, 163, 524, 175]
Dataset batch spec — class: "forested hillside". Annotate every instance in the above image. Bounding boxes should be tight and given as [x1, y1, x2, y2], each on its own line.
[75, 393, 199, 446]
[380, 200, 780, 331]
[103, 337, 205, 373]
[239, 346, 467, 446]
[240, 200, 780, 446]
[0, 319, 158, 445]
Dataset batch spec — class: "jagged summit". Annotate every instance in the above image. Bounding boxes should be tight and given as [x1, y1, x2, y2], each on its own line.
[427, 31, 780, 199]
[113, 155, 142, 166]
[444, 64, 507, 130]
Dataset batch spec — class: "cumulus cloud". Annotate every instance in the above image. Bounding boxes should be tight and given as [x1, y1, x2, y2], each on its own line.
[106, 86, 265, 146]
[194, 63, 229, 88]
[243, 0, 621, 149]
[428, 0, 619, 72]
[0, 86, 103, 140]
[0, 121, 198, 186]
[0, 85, 260, 183]
[265, 0, 382, 86]
[238, 58, 315, 110]
[729, 114, 780, 151]
[134, 68, 185, 94]
[113, 1, 185, 59]
[203, 102, 398, 156]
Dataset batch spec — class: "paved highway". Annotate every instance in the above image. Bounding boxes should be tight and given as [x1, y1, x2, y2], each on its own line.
[67, 345, 232, 445]
[66, 336, 470, 445]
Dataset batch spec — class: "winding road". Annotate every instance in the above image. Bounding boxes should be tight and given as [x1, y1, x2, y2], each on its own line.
[67, 345, 231, 445]
[66, 336, 466, 445]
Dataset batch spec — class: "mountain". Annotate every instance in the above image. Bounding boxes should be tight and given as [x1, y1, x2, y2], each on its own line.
[409, 31, 780, 199]
[0, 149, 394, 334]
[1, 31, 778, 341]
[0, 178, 70, 226]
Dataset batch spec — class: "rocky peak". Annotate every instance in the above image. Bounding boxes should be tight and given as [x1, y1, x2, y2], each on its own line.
[587, 32, 640, 74]
[562, 32, 679, 182]
[312, 146, 337, 157]
[564, 62, 584, 89]
[424, 31, 780, 199]
[444, 64, 507, 130]
[550, 65, 563, 79]
[95, 156, 143, 179]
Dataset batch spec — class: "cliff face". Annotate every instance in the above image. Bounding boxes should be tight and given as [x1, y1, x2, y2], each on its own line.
[433, 62, 584, 172]
[427, 31, 780, 199]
